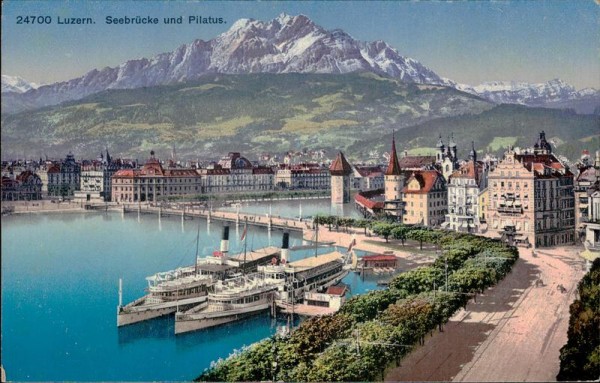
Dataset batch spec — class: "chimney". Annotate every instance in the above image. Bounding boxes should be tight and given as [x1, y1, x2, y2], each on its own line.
[220, 225, 229, 254]
[281, 232, 290, 263]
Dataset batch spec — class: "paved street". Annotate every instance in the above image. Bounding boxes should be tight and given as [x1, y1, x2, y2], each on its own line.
[385, 246, 587, 382]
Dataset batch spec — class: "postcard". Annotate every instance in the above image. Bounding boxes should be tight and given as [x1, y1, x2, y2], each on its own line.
[1, 1, 598, 382]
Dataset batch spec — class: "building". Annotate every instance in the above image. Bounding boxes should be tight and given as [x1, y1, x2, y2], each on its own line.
[274, 163, 330, 190]
[46, 153, 81, 198]
[384, 137, 404, 219]
[402, 170, 447, 226]
[199, 152, 274, 193]
[351, 165, 384, 191]
[574, 150, 600, 232]
[360, 254, 397, 268]
[435, 134, 459, 180]
[444, 142, 488, 233]
[330, 152, 353, 204]
[486, 131, 575, 248]
[1, 170, 42, 201]
[112, 151, 202, 203]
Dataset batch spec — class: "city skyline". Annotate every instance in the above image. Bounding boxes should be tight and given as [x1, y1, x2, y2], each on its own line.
[1, 0, 599, 90]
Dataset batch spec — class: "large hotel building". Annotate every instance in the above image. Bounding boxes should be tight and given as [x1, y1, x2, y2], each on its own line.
[486, 132, 575, 248]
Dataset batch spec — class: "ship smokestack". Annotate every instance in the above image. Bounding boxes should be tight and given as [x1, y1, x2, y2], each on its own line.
[281, 232, 290, 262]
[220, 225, 229, 254]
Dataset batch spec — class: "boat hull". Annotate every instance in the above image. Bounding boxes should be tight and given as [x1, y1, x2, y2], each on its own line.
[117, 296, 208, 327]
[175, 303, 271, 334]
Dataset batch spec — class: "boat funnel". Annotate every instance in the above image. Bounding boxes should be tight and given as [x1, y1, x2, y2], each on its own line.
[281, 232, 290, 262]
[220, 225, 230, 254]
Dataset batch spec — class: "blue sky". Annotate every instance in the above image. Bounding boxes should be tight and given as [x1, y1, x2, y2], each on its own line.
[1, 0, 598, 89]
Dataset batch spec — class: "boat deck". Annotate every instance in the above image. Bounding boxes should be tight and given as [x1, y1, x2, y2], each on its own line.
[288, 251, 344, 270]
[277, 302, 338, 316]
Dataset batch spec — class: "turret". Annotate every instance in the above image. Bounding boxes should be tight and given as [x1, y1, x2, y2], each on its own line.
[469, 141, 477, 162]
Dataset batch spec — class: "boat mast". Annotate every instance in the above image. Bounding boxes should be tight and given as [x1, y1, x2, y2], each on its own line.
[243, 218, 248, 274]
[118, 278, 123, 308]
[314, 220, 319, 257]
[194, 221, 201, 275]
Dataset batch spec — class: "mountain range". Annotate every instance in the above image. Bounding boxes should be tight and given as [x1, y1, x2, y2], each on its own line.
[2, 13, 598, 114]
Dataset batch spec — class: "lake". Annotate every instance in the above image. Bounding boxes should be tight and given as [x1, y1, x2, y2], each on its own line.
[1, 210, 382, 381]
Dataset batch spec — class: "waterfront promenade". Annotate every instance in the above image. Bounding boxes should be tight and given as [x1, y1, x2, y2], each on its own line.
[384, 245, 587, 382]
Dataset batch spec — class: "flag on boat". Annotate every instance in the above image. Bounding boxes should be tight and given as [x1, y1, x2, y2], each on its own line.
[213, 250, 223, 257]
[347, 237, 356, 253]
[240, 225, 248, 241]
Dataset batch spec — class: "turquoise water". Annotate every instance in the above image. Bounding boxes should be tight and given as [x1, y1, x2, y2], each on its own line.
[1, 211, 381, 381]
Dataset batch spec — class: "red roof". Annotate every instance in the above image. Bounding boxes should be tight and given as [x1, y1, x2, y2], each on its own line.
[325, 286, 347, 296]
[361, 254, 397, 262]
[403, 170, 443, 194]
[449, 160, 483, 182]
[113, 169, 137, 177]
[385, 138, 402, 176]
[330, 152, 353, 176]
[398, 156, 436, 170]
[354, 193, 384, 210]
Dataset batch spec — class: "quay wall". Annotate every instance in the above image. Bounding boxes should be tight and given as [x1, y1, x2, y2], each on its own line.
[1, 200, 311, 233]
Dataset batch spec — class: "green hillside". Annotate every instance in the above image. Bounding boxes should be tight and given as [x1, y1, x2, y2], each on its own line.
[0, 73, 491, 159]
[1, 73, 597, 162]
[353, 104, 599, 162]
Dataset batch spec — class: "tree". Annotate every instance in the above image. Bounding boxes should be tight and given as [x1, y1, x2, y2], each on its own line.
[391, 225, 409, 246]
[371, 222, 396, 243]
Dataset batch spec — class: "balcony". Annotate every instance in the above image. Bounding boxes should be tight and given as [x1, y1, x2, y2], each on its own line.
[497, 206, 523, 215]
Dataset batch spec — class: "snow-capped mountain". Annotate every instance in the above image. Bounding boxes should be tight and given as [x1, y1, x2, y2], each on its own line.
[2, 14, 598, 114]
[1, 75, 40, 93]
[2, 14, 451, 113]
[457, 79, 597, 106]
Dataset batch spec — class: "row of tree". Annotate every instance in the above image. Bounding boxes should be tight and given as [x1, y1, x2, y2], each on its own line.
[557, 258, 600, 381]
[197, 220, 519, 382]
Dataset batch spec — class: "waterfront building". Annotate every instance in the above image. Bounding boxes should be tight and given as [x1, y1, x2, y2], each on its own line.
[574, 150, 600, 233]
[330, 152, 353, 204]
[486, 131, 575, 248]
[112, 151, 202, 203]
[198, 152, 274, 193]
[1, 170, 42, 201]
[274, 163, 330, 190]
[402, 170, 447, 226]
[444, 142, 488, 233]
[351, 165, 384, 191]
[383, 137, 405, 219]
[46, 153, 81, 198]
[359, 254, 397, 268]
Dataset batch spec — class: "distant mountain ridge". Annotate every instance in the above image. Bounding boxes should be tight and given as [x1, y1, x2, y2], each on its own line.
[1, 75, 41, 93]
[456, 79, 599, 113]
[2, 13, 598, 114]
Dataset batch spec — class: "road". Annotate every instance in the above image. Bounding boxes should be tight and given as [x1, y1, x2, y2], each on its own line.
[384, 246, 587, 382]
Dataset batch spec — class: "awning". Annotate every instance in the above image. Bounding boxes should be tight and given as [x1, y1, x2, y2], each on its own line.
[441, 222, 450, 227]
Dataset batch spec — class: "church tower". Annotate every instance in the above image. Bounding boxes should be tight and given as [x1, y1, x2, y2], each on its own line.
[330, 151, 353, 204]
[384, 135, 404, 219]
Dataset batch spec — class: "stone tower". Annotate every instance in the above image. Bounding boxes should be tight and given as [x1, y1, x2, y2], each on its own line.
[330, 151, 353, 204]
[384, 136, 404, 219]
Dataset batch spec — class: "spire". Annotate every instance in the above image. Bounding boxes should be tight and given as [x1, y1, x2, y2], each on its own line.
[436, 134, 445, 148]
[106, 148, 111, 163]
[449, 133, 456, 148]
[469, 141, 477, 162]
[385, 135, 401, 176]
